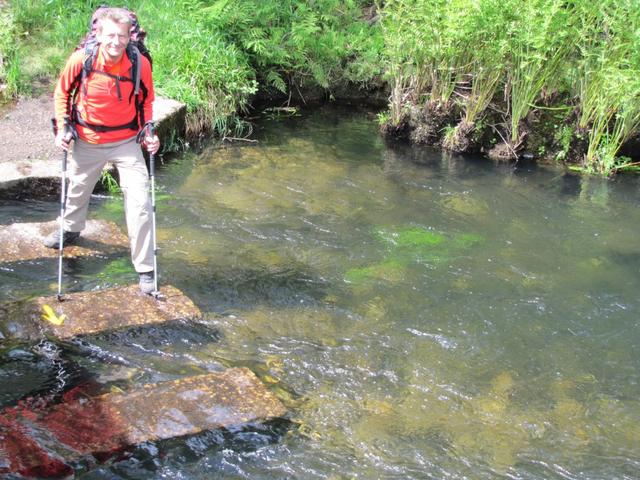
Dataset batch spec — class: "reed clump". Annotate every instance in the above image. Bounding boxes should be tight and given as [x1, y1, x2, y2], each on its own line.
[379, 0, 640, 174]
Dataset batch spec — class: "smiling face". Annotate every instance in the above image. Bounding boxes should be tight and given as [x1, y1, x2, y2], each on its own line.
[97, 18, 130, 64]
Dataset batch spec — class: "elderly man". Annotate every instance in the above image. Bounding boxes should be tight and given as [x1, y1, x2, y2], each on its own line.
[45, 7, 160, 295]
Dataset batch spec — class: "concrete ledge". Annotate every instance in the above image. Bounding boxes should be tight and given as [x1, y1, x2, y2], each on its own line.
[0, 96, 186, 200]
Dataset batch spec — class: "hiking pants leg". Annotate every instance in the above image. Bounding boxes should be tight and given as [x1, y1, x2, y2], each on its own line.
[63, 139, 107, 232]
[111, 138, 154, 273]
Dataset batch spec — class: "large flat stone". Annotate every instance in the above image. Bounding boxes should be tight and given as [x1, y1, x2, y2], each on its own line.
[0, 219, 129, 263]
[0, 284, 202, 340]
[0, 368, 286, 477]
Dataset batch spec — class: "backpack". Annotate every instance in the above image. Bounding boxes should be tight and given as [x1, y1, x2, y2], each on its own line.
[68, 6, 152, 133]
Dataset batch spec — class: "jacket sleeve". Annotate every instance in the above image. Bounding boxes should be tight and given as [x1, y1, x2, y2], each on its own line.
[140, 55, 155, 127]
[53, 50, 84, 131]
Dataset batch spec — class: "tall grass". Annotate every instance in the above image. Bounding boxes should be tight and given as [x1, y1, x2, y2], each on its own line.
[380, 0, 640, 173]
[443, 0, 508, 150]
[380, 0, 468, 109]
[459, 0, 506, 126]
[504, 0, 573, 146]
[574, 1, 640, 174]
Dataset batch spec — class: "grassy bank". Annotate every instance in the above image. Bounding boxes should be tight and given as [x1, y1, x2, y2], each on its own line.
[379, 0, 640, 174]
[2, 0, 383, 137]
[3, 1, 640, 175]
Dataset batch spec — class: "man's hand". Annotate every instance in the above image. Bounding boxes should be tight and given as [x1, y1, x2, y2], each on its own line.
[144, 134, 160, 155]
[55, 130, 73, 151]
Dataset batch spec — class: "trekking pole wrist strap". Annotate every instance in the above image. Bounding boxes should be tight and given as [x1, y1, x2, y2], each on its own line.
[136, 121, 155, 143]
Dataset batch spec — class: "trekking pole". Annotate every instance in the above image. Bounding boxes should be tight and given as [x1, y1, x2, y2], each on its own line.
[56, 148, 67, 302]
[147, 123, 161, 299]
[52, 116, 73, 302]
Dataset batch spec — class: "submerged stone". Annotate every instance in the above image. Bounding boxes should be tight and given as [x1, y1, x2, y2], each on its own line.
[0, 284, 201, 340]
[0, 220, 129, 263]
[0, 368, 286, 477]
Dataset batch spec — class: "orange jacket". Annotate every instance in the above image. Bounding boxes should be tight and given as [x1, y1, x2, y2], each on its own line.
[54, 46, 154, 144]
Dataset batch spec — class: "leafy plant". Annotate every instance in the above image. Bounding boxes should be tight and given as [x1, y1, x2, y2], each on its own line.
[0, 5, 18, 100]
[100, 169, 120, 194]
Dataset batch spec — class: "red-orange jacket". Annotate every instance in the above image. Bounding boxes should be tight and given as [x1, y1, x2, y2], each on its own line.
[54, 46, 154, 144]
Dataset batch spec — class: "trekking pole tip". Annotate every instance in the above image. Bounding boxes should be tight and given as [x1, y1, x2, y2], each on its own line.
[149, 290, 166, 301]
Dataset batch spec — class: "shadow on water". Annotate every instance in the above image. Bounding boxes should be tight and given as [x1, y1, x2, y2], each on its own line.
[2, 104, 640, 478]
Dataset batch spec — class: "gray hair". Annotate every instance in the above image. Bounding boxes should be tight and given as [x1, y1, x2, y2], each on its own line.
[96, 8, 132, 33]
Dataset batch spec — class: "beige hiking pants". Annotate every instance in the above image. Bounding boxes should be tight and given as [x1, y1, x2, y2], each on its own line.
[63, 136, 154, 273]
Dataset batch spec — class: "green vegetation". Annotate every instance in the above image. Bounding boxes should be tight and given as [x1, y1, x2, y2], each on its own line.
[345, 226, 484, 285]
[3, 1, 640, 174]
[2, 0, 383, 137]
[0, 3, 18, 98]
[379, 0, 640, 174]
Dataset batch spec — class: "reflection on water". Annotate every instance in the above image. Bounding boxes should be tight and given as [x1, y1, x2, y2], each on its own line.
[2, 105, 640, 478]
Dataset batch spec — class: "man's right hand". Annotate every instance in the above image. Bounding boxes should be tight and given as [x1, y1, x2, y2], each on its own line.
[55, 130, 73, 151]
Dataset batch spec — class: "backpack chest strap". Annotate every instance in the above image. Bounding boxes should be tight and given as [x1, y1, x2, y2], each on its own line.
[90, 69, 134, 101]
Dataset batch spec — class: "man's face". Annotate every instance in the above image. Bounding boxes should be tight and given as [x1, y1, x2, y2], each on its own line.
[97, 19, 130, 63]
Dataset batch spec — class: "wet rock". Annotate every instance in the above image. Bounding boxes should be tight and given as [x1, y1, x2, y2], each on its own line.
[0, 220, 129, 263]
[0, 368, 286, 477]
[0, 284, 202, 340]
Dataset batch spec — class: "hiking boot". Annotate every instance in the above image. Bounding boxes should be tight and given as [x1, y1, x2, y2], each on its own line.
[43, 230, 80, 249]
[139, 271, 156, 295]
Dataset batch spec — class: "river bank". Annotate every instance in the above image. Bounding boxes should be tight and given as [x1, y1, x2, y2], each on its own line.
[4, 1, 640, 176]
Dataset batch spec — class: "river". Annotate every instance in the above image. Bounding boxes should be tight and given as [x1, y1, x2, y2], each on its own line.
[1, 105, 639, 478]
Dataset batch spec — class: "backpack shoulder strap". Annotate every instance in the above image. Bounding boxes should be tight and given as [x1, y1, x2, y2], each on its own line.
[126, 43, 142, 96]
[81, 41, 100, 97]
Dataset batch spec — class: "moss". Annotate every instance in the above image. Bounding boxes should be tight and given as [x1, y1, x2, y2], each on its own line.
[344, 258, 406, 284]
[376, 226, 447, 248]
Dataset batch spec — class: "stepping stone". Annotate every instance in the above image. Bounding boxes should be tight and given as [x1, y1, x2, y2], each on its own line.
[0, 220, 129, 263]
[0, 284, 202, 340]
[0, 368, 287, 477]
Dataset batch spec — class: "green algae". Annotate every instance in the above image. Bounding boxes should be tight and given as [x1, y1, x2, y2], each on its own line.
[376, 227, 447, 248]
[98, 257, 134, 280]
[344, 259, 406, 284]
[344, 226, 484, 286]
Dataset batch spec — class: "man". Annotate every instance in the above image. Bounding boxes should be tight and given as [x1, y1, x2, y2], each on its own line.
[45, 7, 161, 295]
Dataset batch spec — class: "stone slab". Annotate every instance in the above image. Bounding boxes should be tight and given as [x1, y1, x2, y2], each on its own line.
[0, 368, 286, 477]
[0, 284, 202, 340]
[0, 219, 129, 263]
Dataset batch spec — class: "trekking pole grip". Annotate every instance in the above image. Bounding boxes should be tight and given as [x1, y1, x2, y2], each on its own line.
[147, 122, 156, 175]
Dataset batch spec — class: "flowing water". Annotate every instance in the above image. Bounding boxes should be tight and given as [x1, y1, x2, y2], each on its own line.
[1, 105, 640, 479]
